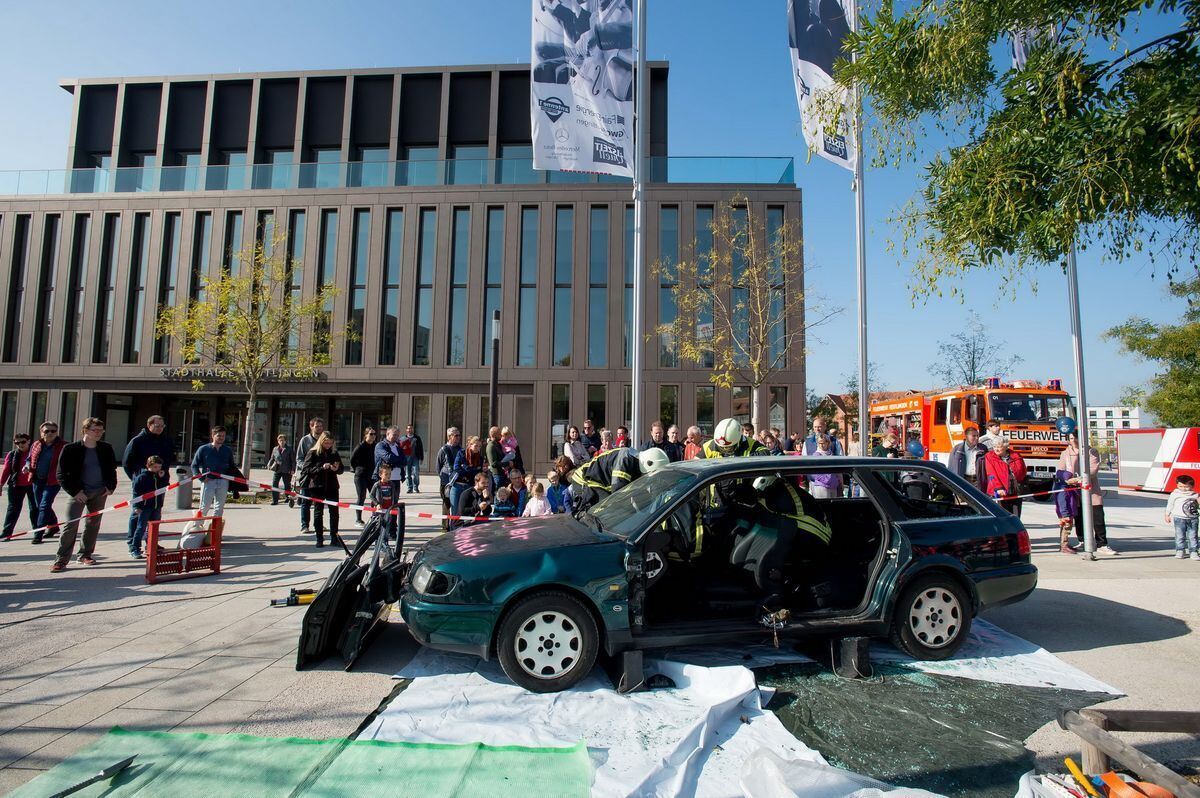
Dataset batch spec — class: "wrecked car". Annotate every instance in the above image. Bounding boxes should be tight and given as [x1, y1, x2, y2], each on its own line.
[392, 457, 1037, 693]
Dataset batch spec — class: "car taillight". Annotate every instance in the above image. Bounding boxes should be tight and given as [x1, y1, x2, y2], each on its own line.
[1016, 528, 1031, 556]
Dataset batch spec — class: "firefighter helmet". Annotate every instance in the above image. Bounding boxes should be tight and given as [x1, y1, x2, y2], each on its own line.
[712, 417, 743, 455]
[638, 447, 670, 475]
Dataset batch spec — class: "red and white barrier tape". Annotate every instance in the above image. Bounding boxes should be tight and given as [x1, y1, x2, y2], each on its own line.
[4, 474, 202, 541]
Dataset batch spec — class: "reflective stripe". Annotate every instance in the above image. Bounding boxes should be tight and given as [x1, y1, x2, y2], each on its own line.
[757, 483, 833, 545]
[611, 469, 632, 482]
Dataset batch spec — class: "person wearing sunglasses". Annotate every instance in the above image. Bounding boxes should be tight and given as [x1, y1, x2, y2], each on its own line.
[25, 421, 66, 544]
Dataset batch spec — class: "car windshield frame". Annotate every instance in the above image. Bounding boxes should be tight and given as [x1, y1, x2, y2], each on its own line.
[988, 392, 1070, 424]
[585, 466, 701, 539]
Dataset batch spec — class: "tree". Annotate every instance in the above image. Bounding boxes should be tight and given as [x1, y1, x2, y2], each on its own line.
[1105, 276, 1200, 426]
[654, 197, 841, 432]
[841, 359, 882, 429]
[155, 234, 350, 473]
[833, 0, 1200, 297]
[927, 312, 1022, 386]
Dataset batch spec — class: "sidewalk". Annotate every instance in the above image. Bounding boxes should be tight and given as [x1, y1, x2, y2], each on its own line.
[0, 471, 442, 793]
[1, 470, 1196, 791]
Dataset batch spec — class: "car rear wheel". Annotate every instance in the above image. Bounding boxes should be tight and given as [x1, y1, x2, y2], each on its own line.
[497, 591, 599, 693]
[889, 574, 972, 660]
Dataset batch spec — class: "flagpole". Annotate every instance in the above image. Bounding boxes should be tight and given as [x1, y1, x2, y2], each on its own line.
[631, 0, 648, 441]
[1066, 247, 1097, 557]
[850, 0, 869, 451]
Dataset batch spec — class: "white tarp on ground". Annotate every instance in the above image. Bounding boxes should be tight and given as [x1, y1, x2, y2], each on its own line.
[359, 621, 1117, 797]
[659, 620, 1122, 695]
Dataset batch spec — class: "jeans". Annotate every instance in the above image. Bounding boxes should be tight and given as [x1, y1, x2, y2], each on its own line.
[2, 485, 37, 538]
[31, 481, 60, 537]
[1173, 517, 1198, 553]
[271, 472, 292, 504]
[405, 462, 421, 492]
[128, 506, 161, 554]
[199, 479, 229, 517]
[56, 488, 108, 562]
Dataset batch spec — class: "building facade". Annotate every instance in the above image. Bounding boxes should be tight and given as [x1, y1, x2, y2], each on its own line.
[0, 64, 805, 474]
[1087, 405, 1144, 452]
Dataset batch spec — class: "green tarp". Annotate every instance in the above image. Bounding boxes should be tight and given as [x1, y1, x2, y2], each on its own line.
[758, 662, 1112, 798]
[7, 727, 592, 798]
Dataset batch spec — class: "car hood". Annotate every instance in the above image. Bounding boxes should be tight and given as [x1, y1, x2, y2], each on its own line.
[417, 514, 617, 565]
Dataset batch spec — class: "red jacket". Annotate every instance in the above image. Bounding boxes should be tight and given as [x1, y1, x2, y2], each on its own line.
[26, 438, 66, 487]
[1, 449, 32, 487]
[982, 450, 1027, 499]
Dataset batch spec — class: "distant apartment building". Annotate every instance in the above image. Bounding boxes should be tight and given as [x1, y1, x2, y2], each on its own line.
[1087, 405, 1143, 449]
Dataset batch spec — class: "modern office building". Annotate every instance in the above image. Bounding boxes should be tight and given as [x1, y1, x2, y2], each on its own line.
[0, 64, 805, 473]
[1087, 405, 1144, 451]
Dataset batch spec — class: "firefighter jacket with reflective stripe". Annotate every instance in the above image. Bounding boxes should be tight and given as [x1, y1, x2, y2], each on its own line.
[701, 438, 767, 459]
[758, 482, 833, 545]
[570, 447, 642, 493]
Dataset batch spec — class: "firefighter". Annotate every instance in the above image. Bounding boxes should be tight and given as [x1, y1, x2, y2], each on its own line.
[701, 418, 767, 459]
[570, 446, 670, 515]
[728, 474, 833, 600]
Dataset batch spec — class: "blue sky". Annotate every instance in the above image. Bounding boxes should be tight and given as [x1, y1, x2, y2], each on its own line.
[0, 0, 1176, 406]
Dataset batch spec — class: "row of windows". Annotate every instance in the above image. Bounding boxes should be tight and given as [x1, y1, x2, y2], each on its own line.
[1088, 409, 1132, 418]
[0, 389, 78, 446]
[0, 203, 790, 370]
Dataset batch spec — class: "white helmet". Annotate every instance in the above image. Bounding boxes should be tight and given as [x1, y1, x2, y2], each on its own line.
[638, 447, 670, 475]
[753, 475, 778, 492]
[711, 418, 743, 455]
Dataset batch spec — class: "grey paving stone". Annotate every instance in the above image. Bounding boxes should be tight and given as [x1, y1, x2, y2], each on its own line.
[19, 686, 153, 731]
[222, 663, 303, 703]
[0, 651, 148, 706]
[172, 699, 268, 735]
[0, 703, 55, 736]
[123, 656, 273, 712]
[0, 726, 68, 770]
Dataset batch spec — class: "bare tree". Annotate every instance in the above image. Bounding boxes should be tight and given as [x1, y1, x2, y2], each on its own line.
[927, 312, 1022, 387]
[155, 233, 352, 473]
[655, 197, 841, 431]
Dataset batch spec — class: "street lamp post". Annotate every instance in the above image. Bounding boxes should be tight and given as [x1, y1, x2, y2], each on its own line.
[488, 310, 500, 434]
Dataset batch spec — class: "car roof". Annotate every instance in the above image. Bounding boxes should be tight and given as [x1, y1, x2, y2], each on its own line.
[667, 455, 945, 476]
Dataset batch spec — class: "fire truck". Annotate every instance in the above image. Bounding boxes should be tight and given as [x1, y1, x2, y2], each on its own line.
[868, 378, 1074, 495]
[1117, 428, 1200, 493]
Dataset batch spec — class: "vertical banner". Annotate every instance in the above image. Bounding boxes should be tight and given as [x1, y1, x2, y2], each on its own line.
[787, 0, 857, 172]
[532, 0, 635, 178]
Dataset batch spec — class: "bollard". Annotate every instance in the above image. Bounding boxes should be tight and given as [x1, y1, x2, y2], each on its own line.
[175, 467, 192, 510]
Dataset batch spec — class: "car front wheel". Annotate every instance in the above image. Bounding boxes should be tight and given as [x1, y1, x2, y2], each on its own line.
[497, 591, 599, 693]
[889, 574, 972, 660]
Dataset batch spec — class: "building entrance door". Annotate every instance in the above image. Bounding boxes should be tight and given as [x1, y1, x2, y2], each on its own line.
[166, 400, 213, 467]
[331, 397, 391, 452]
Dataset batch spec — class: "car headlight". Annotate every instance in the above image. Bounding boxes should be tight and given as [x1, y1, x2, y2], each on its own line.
[409, 563, 456, 596]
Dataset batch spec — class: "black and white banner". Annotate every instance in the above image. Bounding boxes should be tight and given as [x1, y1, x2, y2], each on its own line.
[531, 0, 635, 178]
[787, 0, 857, 172]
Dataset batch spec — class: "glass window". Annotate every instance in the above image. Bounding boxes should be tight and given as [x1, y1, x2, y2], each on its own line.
[256, 210, 276, 260]
[988, 393, 1069, 423]
[351, 146, 389, 187]
[449, 145, 488, 185]
[517, 207, 538, 367]
[444, 395, 464, 435]
[873, 466, 983, 520]
[623, 204, 634, 368]
[153, 213, 182, 364]
[189, 212, 211, 304]
[482, 207, 504, 366]
[180, 152, 202, 191]
[92, 214, 120, 363]
[284, 210, 305, 357]
[61, 214, 90, 363]
[412, 396, 431, 449]
[588, 206, 608, 367]
[0, 391, 16, 447]
[401, 146, 440, 186]
[379, 209, 403, 366]
[222, 151, 247, 191]
[553, 206, 573, 367]
[346, 209, 370, 365]
[695, 386, 715, 435]
[695, 205, 715, 368]
[60, 391, 78, 436]
[314, 209, 338, 358]
[222, 211, 243, 274]
[413, 208, 436, 365]
[31, 214, 61, 363]
[2, 215, 30, 363]
[310, 148, 341, 189]
[28, 391, 47, 433]
[658, 206, 679, 367]
[587, 384, 607, 430]
[1105, 410, 1113, 417]
[551, 384, 570, 459]
[257, 149, 294, 190]
[447, 208, 470, 366]
[497, 143, 539, 184]
[769, 386, 788, 434]
[588, 468, 699, 539]
[732, 385, 751, 424]
[122, 213, 151, 364]
[623, 384, 633, 429]
[659, 385, 679, 430]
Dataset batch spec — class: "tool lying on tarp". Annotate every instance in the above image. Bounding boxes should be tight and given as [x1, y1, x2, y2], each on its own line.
[270, 588, 316, 607]
[47, 754, 136, 798]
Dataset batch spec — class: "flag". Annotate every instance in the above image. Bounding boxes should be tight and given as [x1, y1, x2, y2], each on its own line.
[788, 0, 857, 172]
[531, 0, 635, 178]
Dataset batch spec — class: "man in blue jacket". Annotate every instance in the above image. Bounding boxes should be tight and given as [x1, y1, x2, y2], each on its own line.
[374, 426, 407, 500]
[123, 415, 175, 547]
[191, 426, 236, 517]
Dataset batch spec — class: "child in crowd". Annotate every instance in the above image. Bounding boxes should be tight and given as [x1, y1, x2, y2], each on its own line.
[370, 463, 398, 540]
[522, 482, 552, 517]
[546, 470, 570, 514]
[1053, 467, 1081, 554]
[129, 455, 168, 559]
[1165, 475, 1199, 560]
[491, 487, 517, 518]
